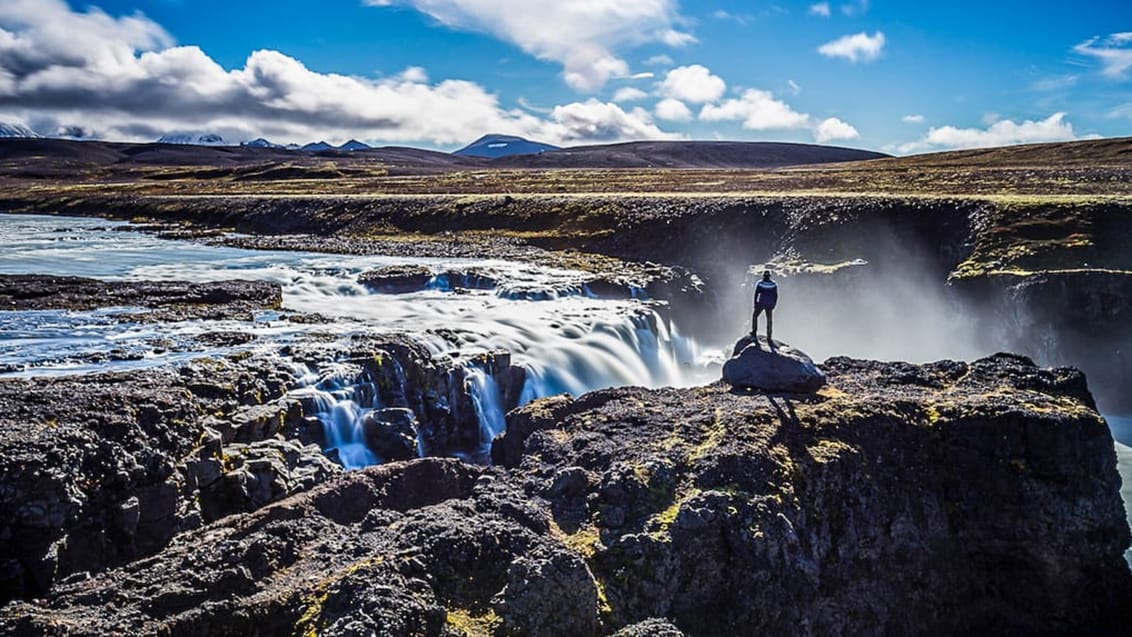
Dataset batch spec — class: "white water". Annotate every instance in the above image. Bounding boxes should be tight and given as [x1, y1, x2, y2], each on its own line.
[1107, 416, 1132, 566]
[0, 214, 716, 467]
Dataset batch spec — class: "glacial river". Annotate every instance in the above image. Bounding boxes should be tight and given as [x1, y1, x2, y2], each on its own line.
[1, 212, 1129, 550]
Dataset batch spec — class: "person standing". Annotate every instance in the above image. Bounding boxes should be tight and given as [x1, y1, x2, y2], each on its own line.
[751, 270, 778, 340]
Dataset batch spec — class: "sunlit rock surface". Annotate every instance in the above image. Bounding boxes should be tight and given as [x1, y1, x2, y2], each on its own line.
[721, 335, 826, 393]
[4, 353, 1128, 635]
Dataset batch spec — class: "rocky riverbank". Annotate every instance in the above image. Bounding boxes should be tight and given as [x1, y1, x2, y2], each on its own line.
[0, 274, 282, 321]
[2, 350, 1128, 635]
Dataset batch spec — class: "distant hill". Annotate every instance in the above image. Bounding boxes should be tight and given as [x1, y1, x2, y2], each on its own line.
[338, 139, 371, 151]
[241, 138, 285, 149]
[455, 134, 559, 159]
[848, 136, 1132, 169]
[157, 133, 226, 146]
[0, 122, 41, 139]
[491, 140, 889, 169]
[301, 141, 335, 152]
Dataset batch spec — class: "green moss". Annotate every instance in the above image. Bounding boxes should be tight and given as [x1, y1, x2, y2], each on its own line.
[445, 608, 500, 636]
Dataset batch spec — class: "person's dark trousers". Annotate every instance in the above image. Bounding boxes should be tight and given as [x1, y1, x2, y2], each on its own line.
[751, 306, 773, 340]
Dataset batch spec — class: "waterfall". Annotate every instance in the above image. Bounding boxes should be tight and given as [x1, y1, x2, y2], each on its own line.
[290, 363, 380, 470]
[465, 366, 506, 449]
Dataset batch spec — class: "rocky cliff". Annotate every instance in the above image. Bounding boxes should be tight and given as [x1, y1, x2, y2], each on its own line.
[2, 352, 1128, 635]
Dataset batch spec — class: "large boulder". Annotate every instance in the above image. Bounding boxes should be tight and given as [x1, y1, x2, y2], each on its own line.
[721, 335, 826, 392]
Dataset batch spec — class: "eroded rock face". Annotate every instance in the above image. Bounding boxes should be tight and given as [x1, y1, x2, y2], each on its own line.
[721, 335, 826, 393]
[2, 354, 1128, 636]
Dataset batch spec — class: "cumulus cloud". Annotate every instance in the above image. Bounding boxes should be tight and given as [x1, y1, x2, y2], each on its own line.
[896, 112, 1079, 153]
[697, 87, 861, 143]
[0, 0, 680, 146]
[544, 99, 680, 142]
[364, 0, 694, 91]
[612, 86, 649, 102]
[699, 89, 811, 130]
[902, 114, 925, 123]
[814, 117, 859, 142]
[1074, 33, 1132, 78]
[659, 64, 726, 103]
[655, 97, 693, 121]
[809, 3, 831, 17]
[818, 31, 886, 63]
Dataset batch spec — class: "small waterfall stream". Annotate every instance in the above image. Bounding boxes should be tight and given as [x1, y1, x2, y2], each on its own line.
[290, 363, 381, 468]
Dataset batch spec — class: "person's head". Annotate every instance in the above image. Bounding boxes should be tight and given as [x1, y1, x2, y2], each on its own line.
[762, 270, 772, 281]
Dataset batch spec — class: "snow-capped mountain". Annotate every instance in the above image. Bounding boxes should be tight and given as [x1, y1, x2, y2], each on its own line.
[301, 141, 334, 151]
[0, 122, 42, 138]
[453, 134, 559, 158]
[156, 133, 226, 146]
[338, 139, 371, 151]
[241, 137, 285, 149]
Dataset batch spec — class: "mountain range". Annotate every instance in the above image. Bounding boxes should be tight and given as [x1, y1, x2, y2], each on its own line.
[0, 122, 897, 168]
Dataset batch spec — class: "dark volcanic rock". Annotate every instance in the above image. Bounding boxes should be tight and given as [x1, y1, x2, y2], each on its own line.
[362, 408, 419, 462]
[721, 335, 826, 393]
[1, 354, 1128, 635]
[495, 353, 1130, 635]
[358, 265, 433, 294]
[0, 459, 601, 637]
[0, 274, 281, 321]
[0, 353, 309, 602]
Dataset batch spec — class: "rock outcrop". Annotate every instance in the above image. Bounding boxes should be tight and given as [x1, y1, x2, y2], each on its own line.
[3, 353, 1128, 635]
[0, 274, 282, 321]
[721, 335, 826, 393]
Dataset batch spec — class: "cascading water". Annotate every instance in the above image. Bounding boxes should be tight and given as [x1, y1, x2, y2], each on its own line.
[0, 214, 725, 468]
[288, 363, 381, 470]
[466, 366, 506, 446]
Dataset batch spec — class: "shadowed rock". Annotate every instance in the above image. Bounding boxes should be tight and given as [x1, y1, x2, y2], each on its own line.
[358, 265, 433, 294]
[721, 335, 826, 393]
[2, 354, 1130, 635]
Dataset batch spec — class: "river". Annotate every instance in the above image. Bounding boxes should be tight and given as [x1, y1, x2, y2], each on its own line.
[2, 212, 1129, 541]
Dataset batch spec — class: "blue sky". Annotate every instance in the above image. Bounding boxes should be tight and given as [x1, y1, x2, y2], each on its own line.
[0, 0, 1128, 153]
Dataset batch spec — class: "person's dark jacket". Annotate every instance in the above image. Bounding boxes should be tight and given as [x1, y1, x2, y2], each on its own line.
[755, 280, 778, 309]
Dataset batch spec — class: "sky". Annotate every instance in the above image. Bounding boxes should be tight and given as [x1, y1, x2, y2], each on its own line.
[0, 0, 1128, 153]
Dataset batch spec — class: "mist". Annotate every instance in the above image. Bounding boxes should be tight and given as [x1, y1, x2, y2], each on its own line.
[682, 230, 1129, 418]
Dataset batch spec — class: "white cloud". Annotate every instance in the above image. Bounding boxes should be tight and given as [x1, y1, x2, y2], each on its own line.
[643, 54, 674, 67]
[897, 112, 1078, 153]
[697, 86, 861, 143]
[809, 3, 831, 17]
[655, 97, 693, 121]
[712, 10, 751, 26]
[364, 0, 693, 91]
[0, 0, 680, 147]
[1031, 74, 1078, 91]
[786, 79, 801, 95]
[814, 117, 859, 142]
[902, 114, 925, 124]
[818, 31, 886, 63]
[545, 99, 681, 142]
[659, 64, 726, 103]
[699, 89, 811, 130]
[840, 0, 870, 16]
[1074, 33, 1132, 78]
[613, 86, 649, 102]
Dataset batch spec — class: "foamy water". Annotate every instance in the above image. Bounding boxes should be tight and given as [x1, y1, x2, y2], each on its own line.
[0, 213, 718, 467]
